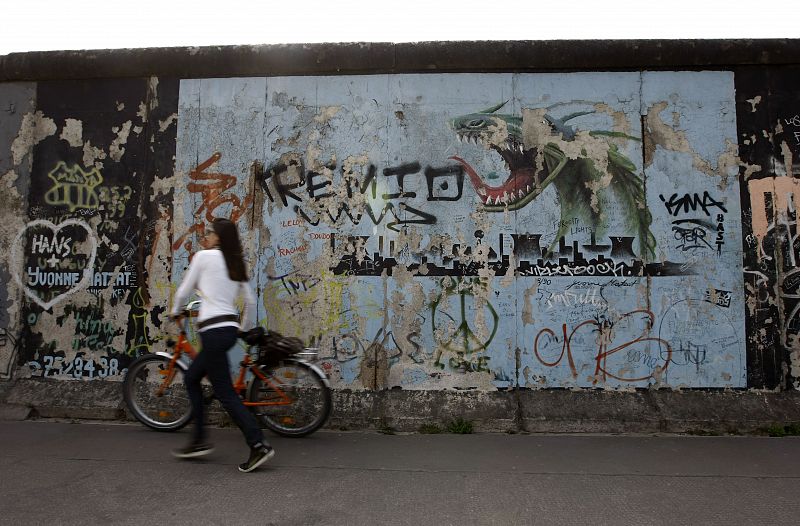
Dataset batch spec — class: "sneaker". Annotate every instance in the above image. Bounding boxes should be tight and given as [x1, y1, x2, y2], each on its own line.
[172, 442, 214, 459]
[238, 444, 275, 473]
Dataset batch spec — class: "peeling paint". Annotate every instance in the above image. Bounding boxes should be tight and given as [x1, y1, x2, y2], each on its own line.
[11, 111, 56, 165]
[780, 141, 795, 177]
[314, 106, 341, 124]
[746, 95, 762, 112]
[158, 113, 177, 133]
[137, 102, 148, 123]
[645, 101, 714, 176]
[109, 121, 132, 162]
[82, 140, 107, 168]
[59, 119, 83, 147]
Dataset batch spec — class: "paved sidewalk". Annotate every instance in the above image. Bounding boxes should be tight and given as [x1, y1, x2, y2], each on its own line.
[1, 420, 799, 525]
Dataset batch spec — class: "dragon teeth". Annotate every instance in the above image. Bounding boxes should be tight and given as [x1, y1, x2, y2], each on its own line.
[485, 195, 494, 205]
[477, 188, 487, 196]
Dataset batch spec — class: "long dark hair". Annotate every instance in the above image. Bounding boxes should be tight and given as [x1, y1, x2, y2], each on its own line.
[211, 218, 248, 282]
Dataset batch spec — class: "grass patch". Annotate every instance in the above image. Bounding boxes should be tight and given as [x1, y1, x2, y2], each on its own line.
[446, 417, 474, 434]
[418, 423, 442, 434]
[378, 420, 396, 435]
[763, 423, 800, 437]
[686, 428, 722, 436]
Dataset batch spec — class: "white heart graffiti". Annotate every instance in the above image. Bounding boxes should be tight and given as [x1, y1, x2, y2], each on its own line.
[12, 219, 98, 310]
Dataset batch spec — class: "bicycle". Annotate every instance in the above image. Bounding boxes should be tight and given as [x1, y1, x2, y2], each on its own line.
[122, 301, 332, 437]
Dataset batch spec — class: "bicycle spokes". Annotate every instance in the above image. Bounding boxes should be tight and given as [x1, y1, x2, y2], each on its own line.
[246, 361, 331, 437]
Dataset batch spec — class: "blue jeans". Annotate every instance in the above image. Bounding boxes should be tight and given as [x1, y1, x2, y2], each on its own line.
[185, 326, 266, 448]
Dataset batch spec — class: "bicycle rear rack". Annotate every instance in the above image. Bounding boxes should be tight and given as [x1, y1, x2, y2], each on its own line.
[294, 347, 319, 359]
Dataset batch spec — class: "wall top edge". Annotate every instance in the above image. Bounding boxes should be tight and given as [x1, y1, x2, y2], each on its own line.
[1, 39, 799, 81]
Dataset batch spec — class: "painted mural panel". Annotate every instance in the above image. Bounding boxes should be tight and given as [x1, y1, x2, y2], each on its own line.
[7, 78, 178, 381]
[386, 74, 518, 389]
[737, 67, 800, 389]
[260, 75, 392, 387]
[175, 72, 746, 389]
[0, 82, 35, 378]
[643, 71, 746, 387]
[511, 72, 652, 388]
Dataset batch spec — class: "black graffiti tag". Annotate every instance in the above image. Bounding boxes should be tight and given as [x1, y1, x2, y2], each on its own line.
[659, 191, 727, 217]
[672, 219, 714, 251]
[257, 159, 463, 231]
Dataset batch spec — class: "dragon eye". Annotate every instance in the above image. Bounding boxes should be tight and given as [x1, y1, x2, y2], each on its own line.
[467, 119, 484, 128]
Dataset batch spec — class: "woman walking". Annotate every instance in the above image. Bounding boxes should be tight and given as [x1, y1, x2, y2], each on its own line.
[170, 217, 273, 473]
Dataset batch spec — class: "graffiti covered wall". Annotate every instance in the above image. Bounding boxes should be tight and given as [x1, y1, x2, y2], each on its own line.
[0, 53, 797, 402]
[173, 72, 745, 390]
[2, 78, 178, 382]
[737, 67, 800, 389]
[0, 82, 35, 379]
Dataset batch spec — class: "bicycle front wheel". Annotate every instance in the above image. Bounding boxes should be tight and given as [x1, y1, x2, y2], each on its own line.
[122, 354, 192, 431]
[247, 360, 331, 437]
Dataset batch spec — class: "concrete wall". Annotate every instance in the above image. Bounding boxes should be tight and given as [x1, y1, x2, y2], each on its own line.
[1, 40, 799, 429]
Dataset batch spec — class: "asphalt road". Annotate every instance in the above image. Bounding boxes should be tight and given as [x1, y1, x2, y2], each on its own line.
[1, 420, 799, 525]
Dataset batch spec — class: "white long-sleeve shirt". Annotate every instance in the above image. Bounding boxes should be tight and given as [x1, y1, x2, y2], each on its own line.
[170, 249, 257, 332]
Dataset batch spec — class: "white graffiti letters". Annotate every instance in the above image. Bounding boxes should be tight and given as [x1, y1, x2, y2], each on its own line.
[12, 219, 98, 310]
[26, 269, 82, 287]
[30, 234, 72, 257]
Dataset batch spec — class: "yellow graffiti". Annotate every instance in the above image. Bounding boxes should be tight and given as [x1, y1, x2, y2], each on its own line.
[153, 281, 178, 312]
[44, 162, 103, 211]
[127, 288, 154, 356]
[263, 270, 349, 338]
[97, 185, 133, 218]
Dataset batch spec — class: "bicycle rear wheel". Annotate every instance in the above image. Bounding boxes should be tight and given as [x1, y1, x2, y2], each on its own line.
[247, 360, 331, 437]
[123, 354, 192, 431]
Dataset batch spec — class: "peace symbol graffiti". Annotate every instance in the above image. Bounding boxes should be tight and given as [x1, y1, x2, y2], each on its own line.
[430, 278, 499, 370]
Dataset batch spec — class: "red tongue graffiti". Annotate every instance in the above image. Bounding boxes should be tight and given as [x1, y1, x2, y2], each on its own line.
[449, 156, 536, 206]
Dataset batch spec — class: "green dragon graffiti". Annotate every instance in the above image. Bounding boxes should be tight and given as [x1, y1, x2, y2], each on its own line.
[449, 102, 656, 259]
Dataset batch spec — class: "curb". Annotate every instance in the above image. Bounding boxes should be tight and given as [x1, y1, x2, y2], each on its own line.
[3, 378, 800, 433]
[0, 403, 32, 421]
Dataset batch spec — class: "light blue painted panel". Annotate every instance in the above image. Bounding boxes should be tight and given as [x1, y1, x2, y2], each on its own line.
[175, 72, 745, 390]
[642, 71, 745, 387]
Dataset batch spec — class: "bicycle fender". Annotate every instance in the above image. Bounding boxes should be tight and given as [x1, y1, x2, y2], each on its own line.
[287, 358, 331, 388]
[154, 351, 190, 371]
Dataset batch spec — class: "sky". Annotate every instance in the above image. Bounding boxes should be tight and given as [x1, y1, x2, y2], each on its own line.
[2, 0, 800, 56]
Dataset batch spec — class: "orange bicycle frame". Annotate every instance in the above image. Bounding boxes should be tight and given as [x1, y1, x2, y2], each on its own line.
[156, 313, 295, 406]
[235, 353, 295, 407]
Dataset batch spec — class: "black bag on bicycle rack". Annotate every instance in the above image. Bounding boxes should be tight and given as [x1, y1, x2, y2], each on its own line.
[256, 330, 304, 366]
